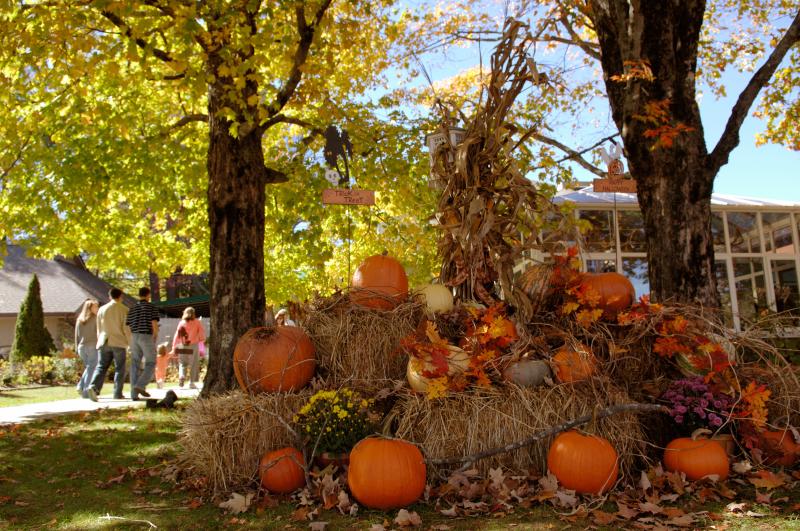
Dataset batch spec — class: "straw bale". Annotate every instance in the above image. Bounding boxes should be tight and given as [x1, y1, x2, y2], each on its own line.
[302, 292, 425, 391]
[390, 378, 650, 479]
[177, 390, 312, 495]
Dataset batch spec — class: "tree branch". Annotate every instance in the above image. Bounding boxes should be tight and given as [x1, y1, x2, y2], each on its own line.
[706, 10, 800, 177]
[532, 132, 608, 177]
[264, 0, 333, 123]
[426, 403, 667, 467]
[555, 14, 601, 61]
[99, 9, 177, 64]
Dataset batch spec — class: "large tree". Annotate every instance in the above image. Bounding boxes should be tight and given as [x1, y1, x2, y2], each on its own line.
[0, 1, 479, 395]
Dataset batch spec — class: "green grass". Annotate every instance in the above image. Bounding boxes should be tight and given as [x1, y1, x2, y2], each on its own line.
[0, 384, 139, 407]
[0, 408, 798, 530]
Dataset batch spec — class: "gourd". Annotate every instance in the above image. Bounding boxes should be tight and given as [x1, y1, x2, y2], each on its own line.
[259, 447, 306, 494]
[417, 284, 454, 314]
[348, 437, 427, 509]
[407, 346, 470, 393]
[233, 326, 315, 393]
[547, 431, 619, 494]
[351, 254, 409, 310]
[551, 343, 597, 383]
[579, 272, 636, 317]
[502, 358, 552, 387]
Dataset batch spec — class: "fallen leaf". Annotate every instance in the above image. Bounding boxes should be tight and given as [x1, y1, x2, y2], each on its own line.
[591, 509, 617, 525]
[554, 489, 577, 508]
[732, 461, 752, 475]
[369, 525, 386, 531]
[748, 470, 785, 490]
[668, 514, 696, 527]
[14, 501, 29, 507]
[662, 507, 685, 518]
[393, 509, 422, 527]
[615, 502, 640, 519]
[538, 472, 558, 493]
[638, 501, 663, 515]
[439, 506, 458, 517]
[218, 492, 254, 514]
[726, 501, 746, 513]
[745, 510, 767, 517]
[755, 490, 772, 504]
[639, 470, 652, 491]
[309, 522, 328, 531]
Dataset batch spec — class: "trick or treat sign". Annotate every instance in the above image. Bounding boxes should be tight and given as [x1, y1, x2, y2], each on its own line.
[593, 142, 637, 193]
[321, 125, 375, 205]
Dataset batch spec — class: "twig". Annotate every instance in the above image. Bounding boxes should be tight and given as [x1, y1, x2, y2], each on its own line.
[99, 514, 157, 529]
[425, 402, 667, 467]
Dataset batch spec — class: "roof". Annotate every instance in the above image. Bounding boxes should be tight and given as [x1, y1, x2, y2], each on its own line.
[0, 245, 136, 316]
[154, 294, 210, 318]
[554, 186, 800, 208]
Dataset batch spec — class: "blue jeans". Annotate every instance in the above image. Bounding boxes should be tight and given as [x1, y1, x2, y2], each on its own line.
[130, 333, 156, 398]
[90, 346, 126, 398]
[76, 343, 98, 398]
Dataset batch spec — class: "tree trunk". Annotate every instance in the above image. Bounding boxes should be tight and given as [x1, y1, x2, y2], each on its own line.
[201, 84, 268, 397]
[587, 0, 719, 307]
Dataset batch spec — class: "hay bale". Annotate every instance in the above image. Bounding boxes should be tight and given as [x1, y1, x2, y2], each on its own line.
[302, 292, 425, 391]
[177, 390, 312, 495]
[390, 378, 649, 479]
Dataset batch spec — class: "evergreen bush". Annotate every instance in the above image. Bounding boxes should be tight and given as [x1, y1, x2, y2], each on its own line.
[9, 274, 55, 364]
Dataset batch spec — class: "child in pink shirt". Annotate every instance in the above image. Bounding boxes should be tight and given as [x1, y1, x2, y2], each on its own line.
[171, 307, 206, 388]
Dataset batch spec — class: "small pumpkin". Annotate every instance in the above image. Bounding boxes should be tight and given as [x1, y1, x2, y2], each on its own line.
[502, 358, 552, 388]
[551, 343, 597, 383]
[417, 283, 454, 314]
[663, 437, 729, 481]
[348, 437, 427, 509]
[760, 430, 800, 467]
[351, 254, 409, 310]
[259, 447, 306, 494]
[579, 272, 636, 317]
[407, 346, 470, 393]
[233, 326, 316, 393]
[547, 430, 619, 494]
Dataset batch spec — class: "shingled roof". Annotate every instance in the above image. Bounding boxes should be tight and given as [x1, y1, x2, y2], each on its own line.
[0, 245, 135, 316]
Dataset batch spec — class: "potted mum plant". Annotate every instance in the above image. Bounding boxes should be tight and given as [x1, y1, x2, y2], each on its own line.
[294, 388, 376, 467]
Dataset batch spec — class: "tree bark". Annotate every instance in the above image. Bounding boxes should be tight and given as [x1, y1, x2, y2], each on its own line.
[588, 0, 719, 307]
[201, 82, 268, 396]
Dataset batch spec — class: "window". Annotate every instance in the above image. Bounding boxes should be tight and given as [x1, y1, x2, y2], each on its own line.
[714, 260, 733, 328]
[578, 210, 614, 252]
[733, 258, 767, 326]
[618, 210, 646, 252]
[770, 259, 799, 315]
[586, 259, 616, 273]
[621, 258, 649, 299]
[712, 212, 726, 253]
[762, 213, 795, 254]
[728, 212, 761, 253]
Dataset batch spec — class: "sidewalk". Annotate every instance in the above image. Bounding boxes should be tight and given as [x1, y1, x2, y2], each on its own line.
[0, 385, 201, 425]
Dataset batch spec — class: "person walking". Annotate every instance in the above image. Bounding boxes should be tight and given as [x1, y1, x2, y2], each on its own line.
[86, 287, 130, 401]
[171, 307, 205, 389]
[126, 287, 161, 401]
[74, 298, 99, 398]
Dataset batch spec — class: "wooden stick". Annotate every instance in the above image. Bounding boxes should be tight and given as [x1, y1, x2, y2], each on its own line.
[425, 402, 667, 466]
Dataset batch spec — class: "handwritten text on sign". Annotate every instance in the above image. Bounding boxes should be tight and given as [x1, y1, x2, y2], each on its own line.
[592, 178, 637, 193]
[322, 189, 375, 205]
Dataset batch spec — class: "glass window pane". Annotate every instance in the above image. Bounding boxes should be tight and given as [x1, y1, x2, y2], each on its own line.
[621, 258, 649, 299]
[585, 259, 616, 273]
[618, 210, 646, 252]
[714, 260, 733, 328]
[579, 210, 614, 252]
[762, 213, 795, 254]
[727, 212, 761, 253]
[733, 257, 767, 327]
[712, 212, 726, 253]
[770, 259, 799, 315]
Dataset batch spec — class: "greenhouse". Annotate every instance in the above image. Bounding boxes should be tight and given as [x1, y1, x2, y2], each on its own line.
[537, 185, 800, 332]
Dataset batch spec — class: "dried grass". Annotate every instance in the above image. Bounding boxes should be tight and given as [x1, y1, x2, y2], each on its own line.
[302, 291, 425, 391]
[389, 378, 650, 480]
[177, 390, 312, 495]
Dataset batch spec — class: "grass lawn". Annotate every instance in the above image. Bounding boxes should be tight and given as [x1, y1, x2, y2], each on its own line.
[0, 384, 139, 407]
[0, 407, 798, 530]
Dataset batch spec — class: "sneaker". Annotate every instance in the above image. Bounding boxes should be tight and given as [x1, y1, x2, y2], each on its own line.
[113, 394, 126, 400]
[179, 378, 185, 388]
[87, 388, 98, 402]
[134, 386, 151, 398]
[189, 383, 197, 390]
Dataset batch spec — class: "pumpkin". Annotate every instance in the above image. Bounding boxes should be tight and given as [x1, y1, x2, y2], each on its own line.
[348, 437, 427, 509]
[502, 358, 552, 387]
[259, 447, 306, 494]
[417, 283, 454, 314]
[351, 254, 409, 310]
[547, 431, 619, 494]
[578, 272, 635, 317]
[760, 430, 800, 467]
[519, 263, 556, 312]
[407, 346, 470, 393]
[663, 437, 729, 481]
[551, 343, 597, 383]
[233, 326, 316, 393]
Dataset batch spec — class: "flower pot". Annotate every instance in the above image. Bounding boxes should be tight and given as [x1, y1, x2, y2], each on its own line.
[315, 451, 350, 469]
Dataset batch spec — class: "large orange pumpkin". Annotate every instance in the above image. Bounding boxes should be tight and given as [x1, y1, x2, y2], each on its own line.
[579, 272, 636, 317]
[760, 430, 800, 467]
[551, 343, 597, 383]
[351, 254, 409, 310]
[259, 447, 306, 494]
[663, 437, 729, 481]
[233, 326, 316, 393]
[348, 437, 427, 509]
[547, 431, 619, 494]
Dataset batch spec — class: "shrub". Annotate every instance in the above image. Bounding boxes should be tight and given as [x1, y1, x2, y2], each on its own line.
[52, 357, 83, 384]
[0, 358, 13, 387]
[10, 274, 55, 364]
[23, 356, 56, 385]
[294, 388, 376, 455]
[661, 377, 734, 434]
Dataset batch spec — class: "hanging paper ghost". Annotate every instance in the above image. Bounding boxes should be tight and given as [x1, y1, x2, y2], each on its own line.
[599, 142, 624, 177]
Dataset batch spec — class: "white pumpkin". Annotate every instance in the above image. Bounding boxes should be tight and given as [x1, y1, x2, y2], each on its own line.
[503, 358, 552, 387]
[416, 284, 454, 314]
[407, 345, 470, 393]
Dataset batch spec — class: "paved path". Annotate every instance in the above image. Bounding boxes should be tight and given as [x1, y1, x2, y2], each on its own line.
[0, 385, 201, 425]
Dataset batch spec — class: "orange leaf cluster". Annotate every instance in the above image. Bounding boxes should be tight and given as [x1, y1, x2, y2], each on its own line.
[633, 98, 696, 149]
